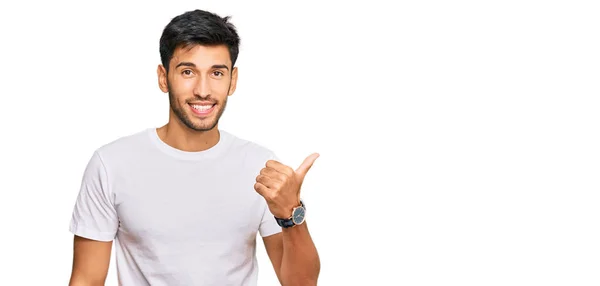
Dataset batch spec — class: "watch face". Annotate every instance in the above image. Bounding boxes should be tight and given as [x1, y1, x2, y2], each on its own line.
[292, 207, 306, 225]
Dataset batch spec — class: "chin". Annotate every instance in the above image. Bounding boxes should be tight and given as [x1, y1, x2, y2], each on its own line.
[184, 115, 219, 132]
[194, 122, 218, 132]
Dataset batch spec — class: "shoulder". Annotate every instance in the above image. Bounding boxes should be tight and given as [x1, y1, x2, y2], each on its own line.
[92, 128, 152, 164]
[222, 129, 277, 163]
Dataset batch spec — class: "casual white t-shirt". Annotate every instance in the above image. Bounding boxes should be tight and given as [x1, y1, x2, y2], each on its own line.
[69, 128, 283, 286]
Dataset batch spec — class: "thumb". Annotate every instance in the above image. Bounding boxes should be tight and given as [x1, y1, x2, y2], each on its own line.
[295, 153, 320, 179]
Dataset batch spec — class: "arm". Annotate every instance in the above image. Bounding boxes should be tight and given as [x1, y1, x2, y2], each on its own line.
[69, 236, 113, 286]
[68, 151, 119, 285]
[255, 153, 322, 285]
[264, 222, 320, 286]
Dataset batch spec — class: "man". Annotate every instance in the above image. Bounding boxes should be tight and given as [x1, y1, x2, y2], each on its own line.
[68, 9, 320, 286]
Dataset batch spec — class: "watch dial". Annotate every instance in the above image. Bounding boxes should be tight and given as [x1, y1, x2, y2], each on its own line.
[292, 207, 305, 224]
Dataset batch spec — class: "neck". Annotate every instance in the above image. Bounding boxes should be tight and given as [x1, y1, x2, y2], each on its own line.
[156, 120, 220, 152]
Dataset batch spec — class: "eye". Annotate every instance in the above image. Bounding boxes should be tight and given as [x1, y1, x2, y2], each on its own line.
[182, 70, 194, 76]
[212, 71, 224, 77]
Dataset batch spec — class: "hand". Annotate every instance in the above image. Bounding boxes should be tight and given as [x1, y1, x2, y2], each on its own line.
[254, 153, 319, 218]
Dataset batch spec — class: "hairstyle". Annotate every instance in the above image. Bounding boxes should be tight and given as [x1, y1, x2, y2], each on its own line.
[159, 9, 240, 73]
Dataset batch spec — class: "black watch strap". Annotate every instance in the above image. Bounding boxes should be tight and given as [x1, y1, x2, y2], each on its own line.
[275, 217, 296, 228]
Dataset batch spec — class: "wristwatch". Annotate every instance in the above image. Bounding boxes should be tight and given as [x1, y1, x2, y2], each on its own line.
[274, 200, 306, 228]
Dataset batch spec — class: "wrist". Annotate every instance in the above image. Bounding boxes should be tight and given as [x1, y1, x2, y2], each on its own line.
[274, 199, 306, 228]
[273, 200, 302, 219]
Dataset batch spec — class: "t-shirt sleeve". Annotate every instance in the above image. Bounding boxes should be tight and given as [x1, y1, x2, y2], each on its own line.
[69, 151, 119, 241]
[258, 152, 283, 237]
[259, 200, 283, 237]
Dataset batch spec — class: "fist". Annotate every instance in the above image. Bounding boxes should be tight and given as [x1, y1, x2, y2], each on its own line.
[254, 153, 319, 218]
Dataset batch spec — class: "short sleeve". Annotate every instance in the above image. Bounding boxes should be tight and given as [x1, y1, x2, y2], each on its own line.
[259, 200, 282, 237]
[258, 152, 283, 237]
[69, 151, 118, 241]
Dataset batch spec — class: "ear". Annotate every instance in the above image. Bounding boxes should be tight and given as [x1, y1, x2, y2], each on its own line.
[228, 67, 238, 96]
[157, 65, 168, 93]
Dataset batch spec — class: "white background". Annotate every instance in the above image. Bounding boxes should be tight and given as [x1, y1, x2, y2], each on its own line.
[0, 0, 599, 285]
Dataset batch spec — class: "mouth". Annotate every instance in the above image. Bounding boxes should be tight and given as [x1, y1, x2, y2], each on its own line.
[188, 102, 216, 117]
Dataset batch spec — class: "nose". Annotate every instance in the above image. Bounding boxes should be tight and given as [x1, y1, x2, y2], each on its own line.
[193, 75, 211, 98]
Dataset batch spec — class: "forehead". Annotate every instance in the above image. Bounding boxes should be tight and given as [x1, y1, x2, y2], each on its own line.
[170, 44, 232, 68]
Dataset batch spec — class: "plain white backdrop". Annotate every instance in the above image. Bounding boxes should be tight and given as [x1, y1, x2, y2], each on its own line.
[0, 0, 599, 285]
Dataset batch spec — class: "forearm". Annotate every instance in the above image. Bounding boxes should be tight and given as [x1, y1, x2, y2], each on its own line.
[68, 275, 105, 286]
[280, 222, 320, 286]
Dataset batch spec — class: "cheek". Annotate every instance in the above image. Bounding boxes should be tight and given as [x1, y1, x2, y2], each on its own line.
[213, 79, 232, 93]
[170, 77, 196, 93]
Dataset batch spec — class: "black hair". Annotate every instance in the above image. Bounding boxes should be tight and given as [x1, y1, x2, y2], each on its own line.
[159, 9, 240, 73]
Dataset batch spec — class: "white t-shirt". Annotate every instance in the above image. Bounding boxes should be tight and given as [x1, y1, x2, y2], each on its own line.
[69, 128, 282, 286]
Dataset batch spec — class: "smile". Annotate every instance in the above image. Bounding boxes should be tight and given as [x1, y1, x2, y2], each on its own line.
[189, 103, 216, 116]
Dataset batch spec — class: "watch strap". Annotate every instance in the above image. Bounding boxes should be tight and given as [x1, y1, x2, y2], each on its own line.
[275, 217, 296, 228]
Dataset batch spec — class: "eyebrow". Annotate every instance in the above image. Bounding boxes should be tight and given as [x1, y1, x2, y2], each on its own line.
[175, 62, 229, 71]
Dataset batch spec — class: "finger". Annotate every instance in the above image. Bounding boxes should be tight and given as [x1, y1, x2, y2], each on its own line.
[265, 160, 294, 177]
[254, 182, 271, 197]
[295, 153, 320, 179]
[256, 174, 281, 189]
[260, 167, 287, 182]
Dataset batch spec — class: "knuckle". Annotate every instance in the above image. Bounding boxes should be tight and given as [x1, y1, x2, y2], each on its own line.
[279, 174, 288, 182]
[266, 192, 276, 201]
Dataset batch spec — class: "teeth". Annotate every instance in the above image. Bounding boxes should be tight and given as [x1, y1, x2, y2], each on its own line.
[191, 104, 214, 111]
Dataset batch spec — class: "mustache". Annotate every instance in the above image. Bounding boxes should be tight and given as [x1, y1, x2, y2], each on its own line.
[185, 96, 218, 104]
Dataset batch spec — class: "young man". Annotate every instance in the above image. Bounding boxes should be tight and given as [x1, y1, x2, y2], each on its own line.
[68, 9, 320, 286]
